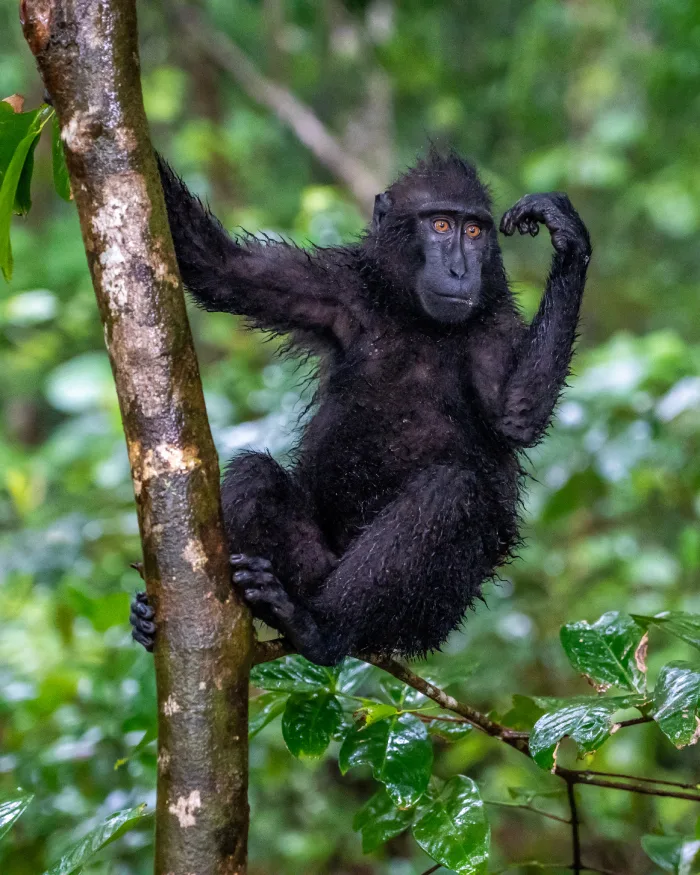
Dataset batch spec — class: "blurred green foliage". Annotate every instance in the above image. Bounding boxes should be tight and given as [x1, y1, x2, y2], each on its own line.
[1, 0, 699, 872]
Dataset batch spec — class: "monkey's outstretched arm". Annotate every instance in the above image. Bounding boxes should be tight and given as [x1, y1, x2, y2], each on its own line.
[158, 156, 356, 340]
[497, 193, 591, 447]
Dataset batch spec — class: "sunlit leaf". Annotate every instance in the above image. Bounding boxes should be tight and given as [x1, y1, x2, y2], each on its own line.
[43, 805, 150, 875]
[560, 611, 648, 692]
[352, 787, 414, 852]
[529, 695, 644, 770]
[0, 789, 33, 840]
[653, 662, 700, 748]
[281, 691, 342, 759]
[249, 691, 288, 738]
[412, 776, 490, 875]
[250, 655, 335, 693]
[642, 834, 700, 875]
[339, 712, 433, 807]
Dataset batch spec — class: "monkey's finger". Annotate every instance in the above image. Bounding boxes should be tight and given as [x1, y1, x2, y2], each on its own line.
[529, 221, 540, 237]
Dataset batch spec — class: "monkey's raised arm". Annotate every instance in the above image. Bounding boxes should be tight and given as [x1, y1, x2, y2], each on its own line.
[496, 193, 591, 447]
[158, 156, 355, 341]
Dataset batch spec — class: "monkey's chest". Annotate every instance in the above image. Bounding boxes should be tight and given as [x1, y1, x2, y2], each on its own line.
[300, 385, 476, 542]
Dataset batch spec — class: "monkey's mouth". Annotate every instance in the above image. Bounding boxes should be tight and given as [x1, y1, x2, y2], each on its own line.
[432, 292, 473, 305]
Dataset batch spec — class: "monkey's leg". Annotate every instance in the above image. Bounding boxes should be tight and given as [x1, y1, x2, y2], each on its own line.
[241, 465, 511, 665]
[130, 451, 337, 651]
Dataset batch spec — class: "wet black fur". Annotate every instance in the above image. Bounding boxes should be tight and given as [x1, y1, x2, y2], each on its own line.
[151, 151, 591, 665]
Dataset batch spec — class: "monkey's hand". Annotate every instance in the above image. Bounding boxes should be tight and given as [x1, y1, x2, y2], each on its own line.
[500, 193, 591, 260]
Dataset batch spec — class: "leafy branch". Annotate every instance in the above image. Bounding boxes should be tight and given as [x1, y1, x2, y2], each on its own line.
[252, 608, 700, 874]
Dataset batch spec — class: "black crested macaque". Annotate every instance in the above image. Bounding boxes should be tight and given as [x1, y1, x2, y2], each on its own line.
[131, 150, 591, 665]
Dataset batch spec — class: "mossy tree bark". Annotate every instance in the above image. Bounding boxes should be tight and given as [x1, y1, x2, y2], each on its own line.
[21, 1, 253, 872]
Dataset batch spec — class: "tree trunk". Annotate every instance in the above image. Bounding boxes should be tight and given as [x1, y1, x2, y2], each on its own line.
[21, 2, 253, 873]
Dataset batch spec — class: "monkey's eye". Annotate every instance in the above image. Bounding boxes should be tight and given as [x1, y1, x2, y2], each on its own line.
[432, 218, 452, 233]
[465, 224, 482, 239]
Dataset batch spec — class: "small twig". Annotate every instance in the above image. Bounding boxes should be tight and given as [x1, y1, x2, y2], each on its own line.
[175, 5, 381, 211]
[565, 778, 582, 875]
[412, 712, 472, 725]
[370, 655, 531, 754]
[419, 865, 442, 875]
[485, 799, 571, 825]
[572, 769, 700, 791]
[558, 768, 700, 803]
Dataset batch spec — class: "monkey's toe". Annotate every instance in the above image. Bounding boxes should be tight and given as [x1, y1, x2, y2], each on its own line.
[130, 591, 156, 652]
[230, 555, 294, 622]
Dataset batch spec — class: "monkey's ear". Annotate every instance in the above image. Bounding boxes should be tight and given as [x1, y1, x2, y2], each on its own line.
[372, 192, 392, 231]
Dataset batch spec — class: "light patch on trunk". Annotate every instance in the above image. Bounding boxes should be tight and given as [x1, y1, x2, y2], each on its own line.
[168, 790, 201, 828]
[183, 538, 208, 573]
[157, 747, 171, 774]
[163, 695, 181, 716]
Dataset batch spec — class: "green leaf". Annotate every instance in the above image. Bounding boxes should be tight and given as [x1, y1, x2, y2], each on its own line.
[427, 718, 473, 741]
[634, 612, 700, 652]
[0, 789, 34, 840]
[51, 114, 72, 201]
[335, 658, 375, 694]
[653, 662, 700, 748]
[642, 834, 700, 874]
[358, 702, 398, 727]
[250, 655, 335, 692]
[353, 788, 414, 852]
[412, 776, 490, 875]
[560, 611, 648, 692]
[0, 104, 53, 281]
[530, 696, 643, 770]
[500, 694, 548, 731]
[339, 712, 433, 808]
[249, 691, 288, 738]
[114, 726, 158, 770]
[281, 692, 342, 759]
[43, 805, 150, 875]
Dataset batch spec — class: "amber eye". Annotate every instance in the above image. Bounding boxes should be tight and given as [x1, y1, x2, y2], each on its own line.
[465, 224, 482, 239]
[432, 218, 451, 233]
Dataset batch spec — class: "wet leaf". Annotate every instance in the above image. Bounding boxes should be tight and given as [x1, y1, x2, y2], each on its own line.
[282, 692, 342, 759]
[635, 612, 700, 652]
[530, 695, 644, 770]
[412, 776, 489, 874]
[339, 712, 433, 807]
[427, 718, 473, 741]
[250, 655, 335, 692]
[43, 805, 150, 875]
[560, 611, 648, 692]
[0, 789, 33, 840]
[653, 662, 700, 748]
[249, 691, 288, 738]
[641, 834, 700, 874]
[353, 787, 414, 852]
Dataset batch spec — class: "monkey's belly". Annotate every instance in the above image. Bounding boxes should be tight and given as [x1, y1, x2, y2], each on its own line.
[299, 405, 503, 550]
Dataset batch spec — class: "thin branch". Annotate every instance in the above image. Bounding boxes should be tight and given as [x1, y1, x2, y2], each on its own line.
[558, 768, 700, 803]
[485, 799, 571, 825]
[565, 778, 582, 875]
[572, 769, 700, 790]
[369, 655, 531, 754]
[419, 865, 442, 875]
[175, 5, 382, 212]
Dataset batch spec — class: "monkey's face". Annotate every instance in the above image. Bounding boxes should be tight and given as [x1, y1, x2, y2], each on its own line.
[411, 196, 496, 324]
[372, 186, 503, 326]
